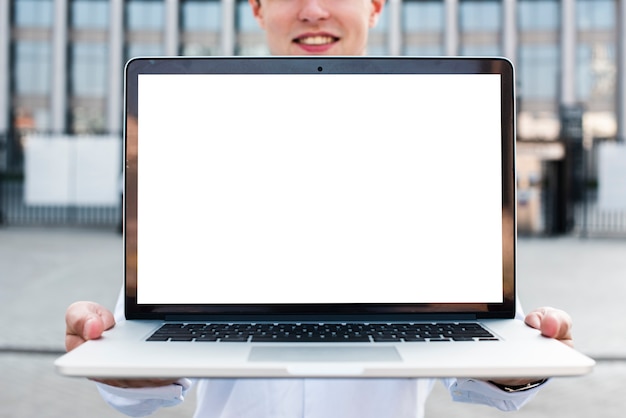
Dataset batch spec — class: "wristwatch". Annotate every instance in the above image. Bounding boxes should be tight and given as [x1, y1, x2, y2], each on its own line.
[489, 379, 548, 393]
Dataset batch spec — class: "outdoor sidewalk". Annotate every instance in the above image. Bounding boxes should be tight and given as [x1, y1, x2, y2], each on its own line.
[1, 226, 625, 418]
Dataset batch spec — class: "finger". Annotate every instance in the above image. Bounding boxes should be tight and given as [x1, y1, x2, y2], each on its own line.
[65, 302, 115, 351]
[525, 307, 574, 348]
[542, 310, 573, 341]
[524, 309, 543, 330]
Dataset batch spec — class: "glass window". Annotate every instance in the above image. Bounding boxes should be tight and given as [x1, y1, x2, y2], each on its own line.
[459, 0, 501, 56]
[402, 1, 444, 56]
[126, 0, 164, 30]
[181, 0, 221, 55]
[181, 0, 221, 31]
[13, 0, 53, 27]
[460, 0, 501, 32]
[577, 0, 615, 30]
[518, 0, 559, 31]
[576, 0, 617, 106]
[181, 0, 222, 32]
[404, 1, 444, 32]
[576, 43, 616, 102]
[14, 41, 51, 95]
[519, 45, 559, 99]
[576, 45, 592, 100]
[70, 43, 108, 96]
[71, 0, 109, 28]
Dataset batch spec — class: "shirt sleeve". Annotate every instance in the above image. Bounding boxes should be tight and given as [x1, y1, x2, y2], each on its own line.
[444, 378, 545, 411]
[95, 379, 193, 417]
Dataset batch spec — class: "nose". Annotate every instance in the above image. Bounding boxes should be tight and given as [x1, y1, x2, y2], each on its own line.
[297, 0, 330, 22]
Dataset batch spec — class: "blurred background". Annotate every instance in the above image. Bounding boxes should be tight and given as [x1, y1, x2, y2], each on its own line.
[1, 0, 625, 417]
[1, 0, 626, 235]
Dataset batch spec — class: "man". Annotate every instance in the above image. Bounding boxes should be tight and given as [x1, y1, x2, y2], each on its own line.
[248, 0, 384, 55]
[65, 0, 575, 415]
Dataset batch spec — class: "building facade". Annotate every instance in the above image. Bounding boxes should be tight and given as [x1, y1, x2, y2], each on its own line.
[1, 0, 625, 233]
[0, 0, 624, 145]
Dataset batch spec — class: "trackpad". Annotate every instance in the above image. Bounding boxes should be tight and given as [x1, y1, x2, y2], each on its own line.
[249, 346, 401, 362]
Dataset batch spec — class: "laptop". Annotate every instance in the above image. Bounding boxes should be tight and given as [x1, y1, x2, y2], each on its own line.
[55, 56, 595, 379]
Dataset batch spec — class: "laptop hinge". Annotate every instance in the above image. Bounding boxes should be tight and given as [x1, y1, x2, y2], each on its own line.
[162, 313, 479, 323]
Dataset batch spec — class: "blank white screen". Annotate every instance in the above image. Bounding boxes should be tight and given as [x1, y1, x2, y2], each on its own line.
[136, 74, 503, 304]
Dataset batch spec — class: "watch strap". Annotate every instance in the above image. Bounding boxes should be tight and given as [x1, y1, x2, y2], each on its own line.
[488, 379, 548, 393]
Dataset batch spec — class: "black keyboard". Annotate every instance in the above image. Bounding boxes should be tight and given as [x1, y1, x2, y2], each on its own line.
[147, 322, 498, 343]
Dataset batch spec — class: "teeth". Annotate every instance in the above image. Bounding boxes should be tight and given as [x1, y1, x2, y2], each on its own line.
[298, 36, 335, 45]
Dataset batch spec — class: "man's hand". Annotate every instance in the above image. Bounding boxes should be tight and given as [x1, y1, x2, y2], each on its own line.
[524, 306, 574, 348]
[65, 301, 116, 352]
[65, 301, 179, 388]
[489, 306, 574, 387]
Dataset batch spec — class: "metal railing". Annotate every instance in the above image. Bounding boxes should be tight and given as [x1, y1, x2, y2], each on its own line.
[0, 131, 121, 228]
[576, 190, 626, 238]
[0, 176, 121, 227]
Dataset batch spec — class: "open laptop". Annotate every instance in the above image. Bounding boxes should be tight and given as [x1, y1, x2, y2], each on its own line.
[55, 56, 595, 379]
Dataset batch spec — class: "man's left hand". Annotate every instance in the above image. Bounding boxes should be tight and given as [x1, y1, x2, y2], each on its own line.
[488, 306, 573, 387]
[524, 306, 573, 348]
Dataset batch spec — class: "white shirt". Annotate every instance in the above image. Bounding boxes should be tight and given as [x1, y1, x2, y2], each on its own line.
[96, 293, 543, 418]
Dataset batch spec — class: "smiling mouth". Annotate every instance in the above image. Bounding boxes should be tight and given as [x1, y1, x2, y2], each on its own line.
[294, 35, 339, 46]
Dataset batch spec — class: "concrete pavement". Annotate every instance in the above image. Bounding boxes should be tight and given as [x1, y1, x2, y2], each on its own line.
[1, 226, 625, 417]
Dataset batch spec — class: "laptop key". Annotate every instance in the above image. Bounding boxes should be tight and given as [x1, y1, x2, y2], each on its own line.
[372, 336, 401, 342]
[169, 336, 194, 342]
[195, 336, 219, 342]
[220, 335, 250, 342]
[146, 335, 170, 341]
[402, 336, 427, 342]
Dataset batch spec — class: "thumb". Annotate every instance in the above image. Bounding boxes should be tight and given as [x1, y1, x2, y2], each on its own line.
[65, 301, 115, 351]
[525, 307, 574, 348]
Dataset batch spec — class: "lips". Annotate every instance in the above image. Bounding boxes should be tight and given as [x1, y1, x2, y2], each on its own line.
[293, 33, 339, 53]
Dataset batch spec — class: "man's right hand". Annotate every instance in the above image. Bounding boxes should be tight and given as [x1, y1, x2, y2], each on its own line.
[65, 301, 116, 352]
[64, 301, 180, 388]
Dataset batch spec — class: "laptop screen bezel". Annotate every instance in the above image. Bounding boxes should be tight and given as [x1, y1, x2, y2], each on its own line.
[123, 56, 516, 321]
